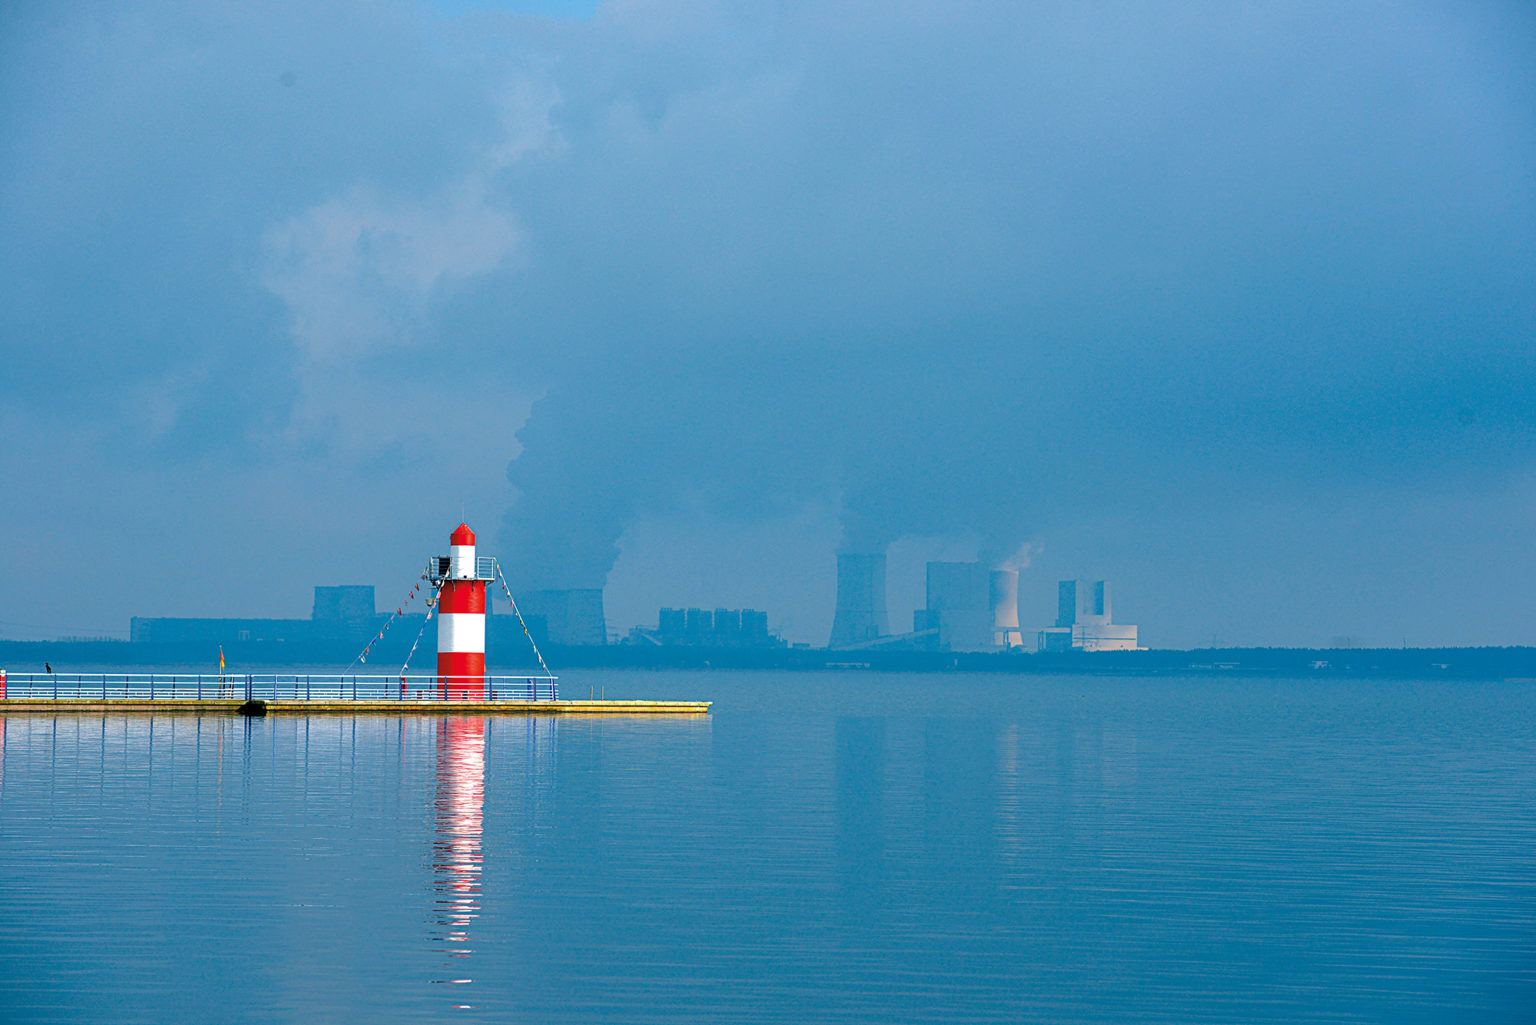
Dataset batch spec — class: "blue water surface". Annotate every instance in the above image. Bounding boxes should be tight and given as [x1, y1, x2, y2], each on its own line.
[1, 670, 1532, 1023]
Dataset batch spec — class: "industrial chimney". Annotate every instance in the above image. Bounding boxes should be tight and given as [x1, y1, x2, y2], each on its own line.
[829, 553, 890, 648]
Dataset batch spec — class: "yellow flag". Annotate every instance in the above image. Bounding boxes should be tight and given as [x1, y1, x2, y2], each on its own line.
[219, 646, 225, 671]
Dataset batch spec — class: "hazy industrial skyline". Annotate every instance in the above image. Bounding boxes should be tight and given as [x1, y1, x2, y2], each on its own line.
[2, 1, 1534, 648]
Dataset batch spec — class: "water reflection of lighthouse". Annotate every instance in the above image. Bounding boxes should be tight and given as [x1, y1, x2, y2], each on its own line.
[432, 716, 485, 1002]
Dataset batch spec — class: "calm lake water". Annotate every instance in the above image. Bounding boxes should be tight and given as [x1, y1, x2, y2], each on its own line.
[1, 670, 1532, 1023]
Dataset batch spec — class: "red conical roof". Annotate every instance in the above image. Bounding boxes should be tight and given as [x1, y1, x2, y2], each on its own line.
[451, 523, 476, 545]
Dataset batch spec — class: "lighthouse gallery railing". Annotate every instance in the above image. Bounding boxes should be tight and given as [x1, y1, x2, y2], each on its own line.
[0, 673, 558, 702]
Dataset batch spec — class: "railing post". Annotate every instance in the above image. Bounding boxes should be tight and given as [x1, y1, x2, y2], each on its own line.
[148, 674, 153, 700]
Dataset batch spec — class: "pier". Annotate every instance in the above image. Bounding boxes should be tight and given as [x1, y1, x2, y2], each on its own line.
[0, 673, 709, 716]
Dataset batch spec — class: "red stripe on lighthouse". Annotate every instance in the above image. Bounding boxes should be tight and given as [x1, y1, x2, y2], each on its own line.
[438, 651, 485, 699]
[438, 651, 485, 689]
[438, 580, 485, 614]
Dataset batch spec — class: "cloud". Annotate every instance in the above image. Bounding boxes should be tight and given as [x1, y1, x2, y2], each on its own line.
[491, 0, 1536, 593]
[258, 74, 560, 450]
[2, 0, 1534, 646]
[262, 180, 522, 363]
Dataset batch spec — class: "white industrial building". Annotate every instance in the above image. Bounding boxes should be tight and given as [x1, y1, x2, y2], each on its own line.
[1037, 580, 1140, 651]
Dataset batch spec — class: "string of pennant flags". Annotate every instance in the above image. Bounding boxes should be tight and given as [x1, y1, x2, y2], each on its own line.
[400, 599, 436, 681]
[344, 574, 428, 674]
[496, 563, 554, 679]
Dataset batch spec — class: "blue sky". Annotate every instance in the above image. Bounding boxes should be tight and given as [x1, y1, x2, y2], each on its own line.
[2, 1, 1533, 647]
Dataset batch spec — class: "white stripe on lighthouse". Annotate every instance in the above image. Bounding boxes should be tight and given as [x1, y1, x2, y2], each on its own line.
[437, 612, 485, 653]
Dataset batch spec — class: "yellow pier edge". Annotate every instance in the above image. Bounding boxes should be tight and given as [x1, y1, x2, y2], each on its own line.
[0, 698, 710, 716]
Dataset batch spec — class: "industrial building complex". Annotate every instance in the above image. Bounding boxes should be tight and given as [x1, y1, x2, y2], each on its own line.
[1037, 580, 1140, 651]
[111, 547, 1135, 659]
[626, 608, 784, 648]
[18, 528, 1535, 681]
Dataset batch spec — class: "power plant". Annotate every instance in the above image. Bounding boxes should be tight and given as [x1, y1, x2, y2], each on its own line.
[829, 554, 1134, 653]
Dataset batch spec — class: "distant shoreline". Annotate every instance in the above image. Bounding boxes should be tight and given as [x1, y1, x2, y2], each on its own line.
[2, 639, 1533, 680]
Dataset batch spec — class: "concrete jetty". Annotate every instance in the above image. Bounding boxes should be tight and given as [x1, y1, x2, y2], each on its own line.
[0, 697, 709, 716]
[0, 672, 707, 715]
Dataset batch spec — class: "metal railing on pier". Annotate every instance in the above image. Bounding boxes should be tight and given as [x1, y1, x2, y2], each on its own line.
[0, 673, 558, 703]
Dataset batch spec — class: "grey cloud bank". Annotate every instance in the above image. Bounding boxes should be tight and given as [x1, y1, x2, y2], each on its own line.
[1, 1, 1532, 647]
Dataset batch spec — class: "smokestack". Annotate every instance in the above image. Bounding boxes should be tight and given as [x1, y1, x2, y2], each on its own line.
[829, 553, 889, 648]
[990, 569, 1020, 648]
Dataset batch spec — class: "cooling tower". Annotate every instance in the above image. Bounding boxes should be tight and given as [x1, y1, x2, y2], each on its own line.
[829, 553, 890, 648]
[514, 589, 607, 646]
[989, 569, 1021, 648]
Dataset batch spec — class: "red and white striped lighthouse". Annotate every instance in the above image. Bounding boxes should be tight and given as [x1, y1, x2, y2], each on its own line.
[435, 523, 488, 699]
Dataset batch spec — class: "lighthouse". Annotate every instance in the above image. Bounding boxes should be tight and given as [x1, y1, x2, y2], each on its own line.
[431, 523, 494, 699]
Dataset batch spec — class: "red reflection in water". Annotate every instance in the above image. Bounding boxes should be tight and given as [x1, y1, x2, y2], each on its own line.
[432, 716, 485, 1001]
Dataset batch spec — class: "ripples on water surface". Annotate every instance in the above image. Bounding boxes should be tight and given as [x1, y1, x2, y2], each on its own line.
[1, 671, 1533, 1023]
